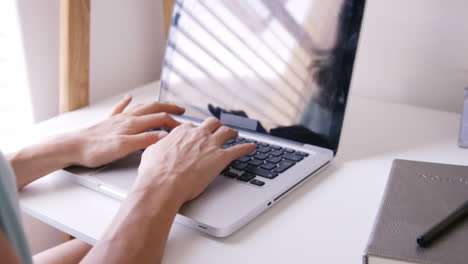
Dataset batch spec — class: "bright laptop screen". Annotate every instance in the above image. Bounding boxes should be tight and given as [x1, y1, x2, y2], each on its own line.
[160, 0, 366, 153]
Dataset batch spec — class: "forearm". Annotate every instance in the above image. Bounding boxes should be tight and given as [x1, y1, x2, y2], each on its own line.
[7, 134, 79, 189]
[81, 182, 183, 264]
[34, 239, 92, 264]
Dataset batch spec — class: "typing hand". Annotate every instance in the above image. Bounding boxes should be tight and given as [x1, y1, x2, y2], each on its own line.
[136, 117, 256, 205]
[71, 96, 185, 168]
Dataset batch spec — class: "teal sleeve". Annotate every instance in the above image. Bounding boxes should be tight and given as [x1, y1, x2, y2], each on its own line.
[0, 151, 32, 264]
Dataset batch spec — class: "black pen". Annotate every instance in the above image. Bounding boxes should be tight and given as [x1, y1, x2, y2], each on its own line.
[417, 200, 468, 248]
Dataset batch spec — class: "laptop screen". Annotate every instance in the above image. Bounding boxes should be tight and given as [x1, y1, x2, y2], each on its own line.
[160, 0, 366, 153]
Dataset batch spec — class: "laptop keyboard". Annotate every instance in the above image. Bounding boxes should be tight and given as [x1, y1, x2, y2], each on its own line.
[222, 137, 309, 187]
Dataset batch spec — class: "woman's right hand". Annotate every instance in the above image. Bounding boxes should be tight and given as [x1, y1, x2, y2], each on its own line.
[135, 117, 256, 206]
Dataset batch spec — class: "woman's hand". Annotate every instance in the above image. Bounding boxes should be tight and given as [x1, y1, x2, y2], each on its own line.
[9, 96, 185, 189]
[136, 117, 256, 205]
[71, 96, 185, 168]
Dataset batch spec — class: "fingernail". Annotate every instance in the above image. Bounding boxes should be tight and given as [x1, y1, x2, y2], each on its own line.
[158, 131, 169, 138]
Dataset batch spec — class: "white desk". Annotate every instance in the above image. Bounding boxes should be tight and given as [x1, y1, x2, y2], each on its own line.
[13, 81, 468, 263]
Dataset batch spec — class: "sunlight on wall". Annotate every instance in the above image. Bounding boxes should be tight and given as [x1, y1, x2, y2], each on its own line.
[0, 1, 34, 151]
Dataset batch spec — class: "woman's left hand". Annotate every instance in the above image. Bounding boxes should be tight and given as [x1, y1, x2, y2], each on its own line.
[69, 96, 185, 168]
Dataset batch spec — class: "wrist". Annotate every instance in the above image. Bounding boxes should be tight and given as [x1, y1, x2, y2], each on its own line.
[132, 171, 187, 210]
[48, 132, 84, 168]
[7, 132, 84, 189]
[11, 135, 77, 168]
[130, 183, 185, 215]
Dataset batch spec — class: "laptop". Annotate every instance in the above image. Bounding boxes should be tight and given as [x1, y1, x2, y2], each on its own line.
[66, 0, 367, 237]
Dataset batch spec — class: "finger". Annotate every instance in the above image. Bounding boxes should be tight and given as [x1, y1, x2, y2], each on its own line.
[212, 126, 238, 147]
[171, 122, 196, 134]
[110, 95, 132, 116]
[131, 101, 185, 116]
[120, 131, 168, 151]
[223, 143, 256, 161]
[199, 117, 222, 133]
[133, 113, 181, 133]
[130, 103, 144, 111]
[182, 122, 196, 128]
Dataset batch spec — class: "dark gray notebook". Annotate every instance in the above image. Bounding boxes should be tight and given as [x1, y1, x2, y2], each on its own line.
[364, 159, 468, 264]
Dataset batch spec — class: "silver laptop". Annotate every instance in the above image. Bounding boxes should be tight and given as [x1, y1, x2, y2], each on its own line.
[66, 0, 366, 237]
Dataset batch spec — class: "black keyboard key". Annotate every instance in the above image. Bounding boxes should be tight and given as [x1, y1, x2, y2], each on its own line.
[295, 151, 309, 157]
[270, 150, 283, 157]
[237, 156, 251, 163]
[257, 142, 269, 147]
[222, 143, 232, 149]
[274, 160, 295, 173]
[282, 153, 303, 162]
[270, 145, 282, 150]
[248, 159, 264, 166]
[232, 161, 248, 170]
[238, 173, 255, 182]
[247, 151, 256, 157]
[267, 156, 282, 163]
[283, 148, 295, 153]
[250, 179, 265, 187]
[236, 137, 245, 142]
[224, 171, 238, 178]
[245, 139, 257, 143]
[246, 166, 278, 179]
[257, 147, 271, 154]
[254, 153, 268, 160]
[261, 162, 276, 170]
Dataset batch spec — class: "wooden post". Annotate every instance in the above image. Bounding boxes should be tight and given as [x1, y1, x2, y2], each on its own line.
[59, 0, 90, 113]
[163, 0, 175, 38]
[59, 0, 90, 241]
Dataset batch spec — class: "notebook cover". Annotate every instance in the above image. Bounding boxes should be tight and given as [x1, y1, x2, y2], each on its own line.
[364, 159, 468, 264]
[458, 87, 468, 147]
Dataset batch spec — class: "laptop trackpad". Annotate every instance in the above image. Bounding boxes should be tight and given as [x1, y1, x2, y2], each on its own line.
[92, 151, 142, 192]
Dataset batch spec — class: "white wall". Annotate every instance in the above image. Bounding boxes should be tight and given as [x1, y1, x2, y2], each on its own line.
[16, 0, 166, 123]
[351, 0, 468, 113]
[16, 1, 60, 122]
[15, 0, 166, 254]
[90, 0, 166, 103]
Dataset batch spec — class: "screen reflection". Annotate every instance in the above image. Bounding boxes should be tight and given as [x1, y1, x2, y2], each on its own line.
[160, 0, 365, 153]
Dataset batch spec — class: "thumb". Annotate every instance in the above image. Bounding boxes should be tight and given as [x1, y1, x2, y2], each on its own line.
[123, 131, 168, 151]
[224, 143, 256, 161]
[110, 95, 132, 116]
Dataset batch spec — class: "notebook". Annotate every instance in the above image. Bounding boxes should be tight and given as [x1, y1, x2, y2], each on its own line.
[363, 159, 468, 264]
[458, 87, 468, 147]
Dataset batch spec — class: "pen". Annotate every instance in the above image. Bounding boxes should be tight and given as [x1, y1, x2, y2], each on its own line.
[416, 200, 468, 248]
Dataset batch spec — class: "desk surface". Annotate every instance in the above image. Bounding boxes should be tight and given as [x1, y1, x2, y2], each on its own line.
[14, 82, 468, 263]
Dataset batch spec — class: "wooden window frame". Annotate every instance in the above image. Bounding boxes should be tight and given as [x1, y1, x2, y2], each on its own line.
[59, 0, 174, 113]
